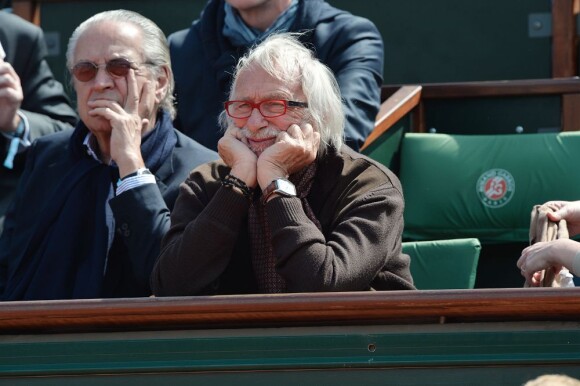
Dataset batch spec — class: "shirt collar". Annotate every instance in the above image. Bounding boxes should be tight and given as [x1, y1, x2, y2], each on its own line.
[82, 132, 115, 166]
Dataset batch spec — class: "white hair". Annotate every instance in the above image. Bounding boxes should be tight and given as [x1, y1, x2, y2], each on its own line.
[66, 9, 175, 118]
[220, 32, 345, 154]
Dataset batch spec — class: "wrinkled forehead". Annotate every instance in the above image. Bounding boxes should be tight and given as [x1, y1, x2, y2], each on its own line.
[74, 21, 143, 60]
[232, 64, 303, 100]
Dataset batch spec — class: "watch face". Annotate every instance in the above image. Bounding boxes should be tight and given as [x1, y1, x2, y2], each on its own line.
[277, 179, 297, 196]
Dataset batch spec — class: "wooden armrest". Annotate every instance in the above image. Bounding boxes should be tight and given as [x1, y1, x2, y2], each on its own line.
[361, 85, 422, 151]
[381, 77, 580, 100]
[378, 77, 580, 133]
[11, 0, 40, 25]
[11, 0, 81, 25]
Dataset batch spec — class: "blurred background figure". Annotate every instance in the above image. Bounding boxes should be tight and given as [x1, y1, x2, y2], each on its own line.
[0, 10, 78, 233]
[169, 0, 384, 152]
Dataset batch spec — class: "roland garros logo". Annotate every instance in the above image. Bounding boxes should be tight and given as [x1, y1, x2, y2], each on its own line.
[476, 169, 515, 208]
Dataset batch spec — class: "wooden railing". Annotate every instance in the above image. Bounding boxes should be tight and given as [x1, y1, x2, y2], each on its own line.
[362, 77, 580, 150]
[1, 288, 579, 333]
[1, 289, 579, 385]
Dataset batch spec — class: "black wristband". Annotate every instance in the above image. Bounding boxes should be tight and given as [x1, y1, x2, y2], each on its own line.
[222, 174, 254, 200]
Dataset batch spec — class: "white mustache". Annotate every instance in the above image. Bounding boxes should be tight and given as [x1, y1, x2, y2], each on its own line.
[238, 127, 280, 141]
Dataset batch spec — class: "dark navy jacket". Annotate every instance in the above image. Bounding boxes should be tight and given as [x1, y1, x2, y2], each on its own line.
[0, 123, 217, 300]
[169, 0, 384, 151]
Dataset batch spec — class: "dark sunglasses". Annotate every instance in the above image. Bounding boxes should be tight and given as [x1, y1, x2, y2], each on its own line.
[71, 58, 143, 82]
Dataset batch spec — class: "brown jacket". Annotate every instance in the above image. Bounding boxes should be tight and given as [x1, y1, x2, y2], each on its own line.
[152, 146, 415, 295]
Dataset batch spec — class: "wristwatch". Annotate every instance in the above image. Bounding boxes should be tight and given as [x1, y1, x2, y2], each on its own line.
[262, 178, 297, 204]
[120, 167, 152, 181]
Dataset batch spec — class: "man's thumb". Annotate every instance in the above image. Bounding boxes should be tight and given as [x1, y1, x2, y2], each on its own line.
[547, 209, 564, 222]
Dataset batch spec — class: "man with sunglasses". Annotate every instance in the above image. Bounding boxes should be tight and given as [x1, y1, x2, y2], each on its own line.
[0, 11, 78, 234]
[151, 33, 414, 296]
[0, 10, 217, 301]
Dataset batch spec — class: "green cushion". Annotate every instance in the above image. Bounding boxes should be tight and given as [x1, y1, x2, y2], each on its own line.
[400, 132, 580, 242]
[402, 238, 481, 290]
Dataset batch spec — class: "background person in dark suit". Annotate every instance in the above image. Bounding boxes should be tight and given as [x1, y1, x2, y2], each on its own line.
[0, 10, 217, 301]
[169, 0, 384, 152]
[0, 11, 78, 233]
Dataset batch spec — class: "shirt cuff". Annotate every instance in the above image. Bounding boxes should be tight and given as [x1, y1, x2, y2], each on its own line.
[2, 111, 30, 169]
[116, 173, 156, 195]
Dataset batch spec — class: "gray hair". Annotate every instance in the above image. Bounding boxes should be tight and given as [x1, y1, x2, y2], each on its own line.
[66, 9, 175, 118]
[221, 32, 345, 154]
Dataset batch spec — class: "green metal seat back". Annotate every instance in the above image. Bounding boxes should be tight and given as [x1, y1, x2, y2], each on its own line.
[400, 132, 580, 243]
[402, 238, 481, 289]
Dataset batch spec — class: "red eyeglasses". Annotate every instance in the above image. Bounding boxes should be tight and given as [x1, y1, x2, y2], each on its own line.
[225, 99, 308, 119]
[71, 58, 148, 82]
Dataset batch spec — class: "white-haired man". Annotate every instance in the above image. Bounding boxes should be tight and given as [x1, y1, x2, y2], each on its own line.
[152, 33, 414, 295]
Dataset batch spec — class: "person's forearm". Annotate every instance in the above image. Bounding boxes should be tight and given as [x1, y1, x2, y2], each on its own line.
[152, 187, 249, 296]
[110, 184, 170, 287]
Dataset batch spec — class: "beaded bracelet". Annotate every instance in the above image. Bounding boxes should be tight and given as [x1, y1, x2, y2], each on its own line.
[222, 174, 254, 200]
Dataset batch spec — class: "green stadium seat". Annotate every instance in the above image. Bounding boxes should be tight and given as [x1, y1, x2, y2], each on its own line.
[402, 238, 481, 289]
[398, 131, 580, 287]
[399, 132, 580, 243]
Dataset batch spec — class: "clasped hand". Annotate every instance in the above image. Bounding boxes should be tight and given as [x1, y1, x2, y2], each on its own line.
[218, 123, 320, 190]
[517, 200, 580, 285]
[544, 200, 580, 236]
